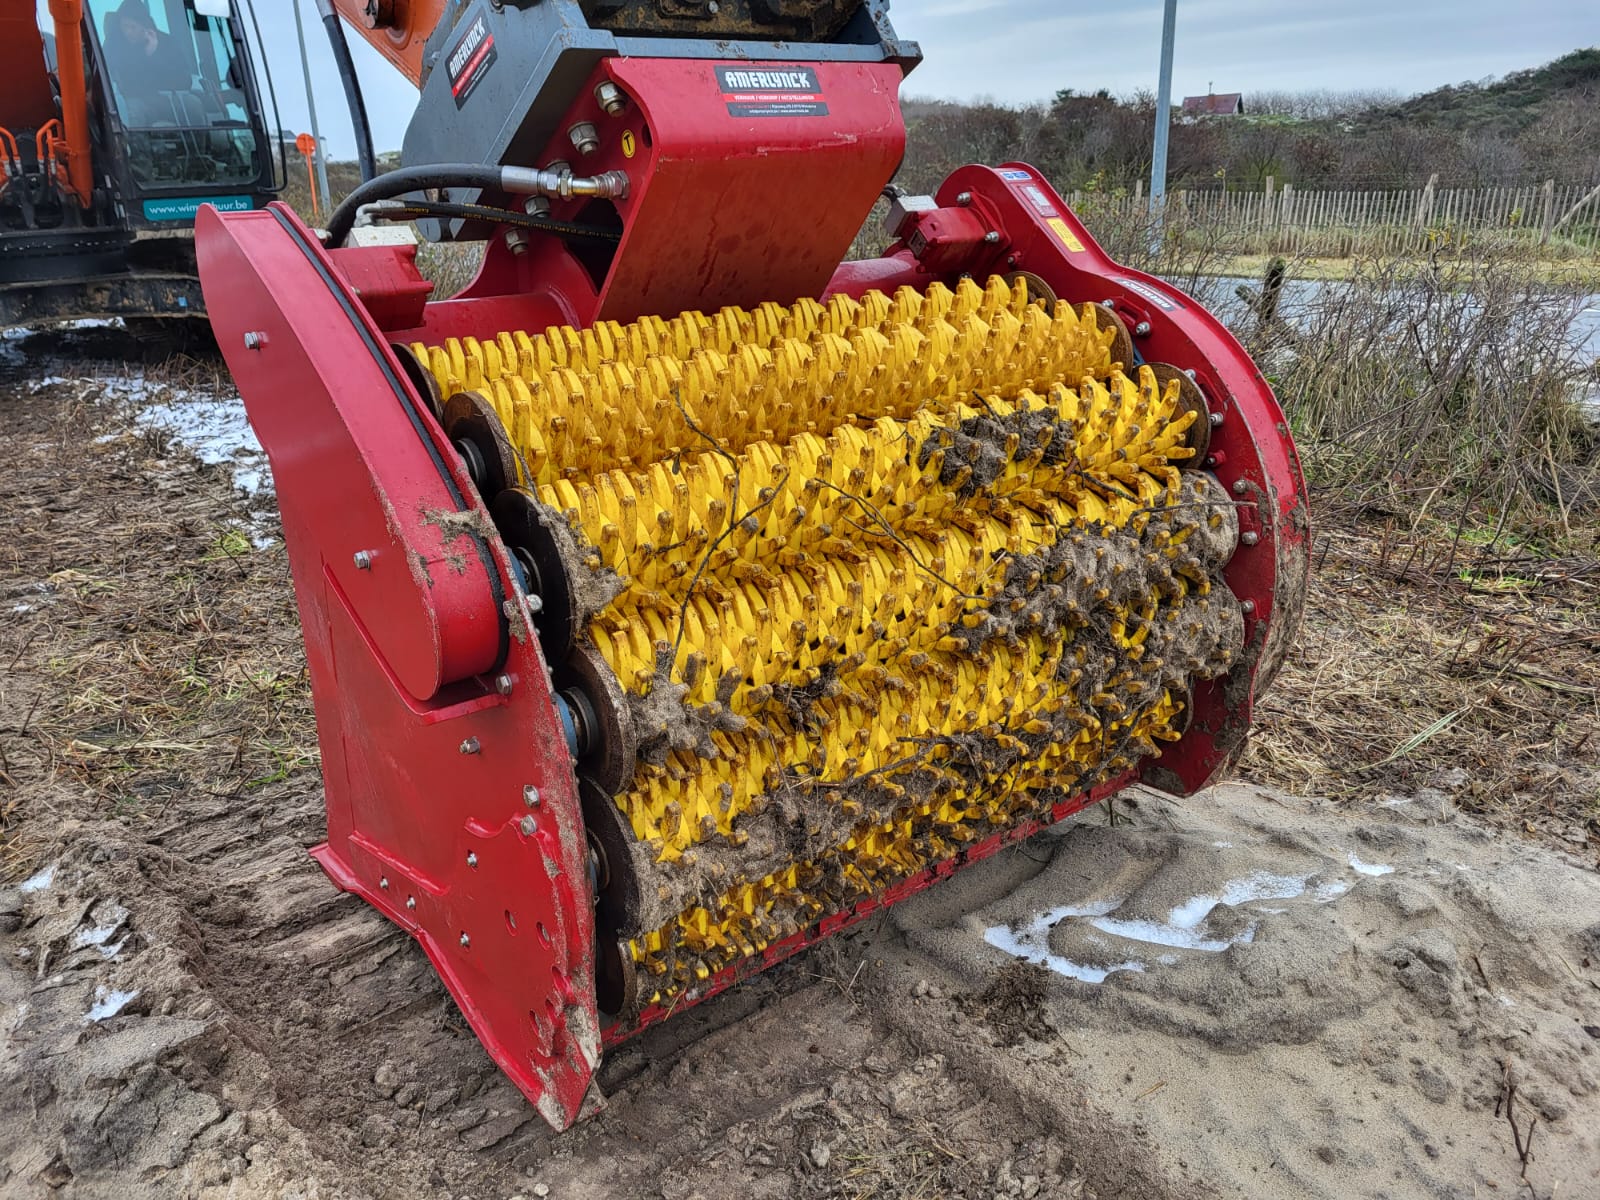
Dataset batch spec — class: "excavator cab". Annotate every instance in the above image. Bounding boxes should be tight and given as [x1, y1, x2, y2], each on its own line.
[0, 0, 278, 327]
[84, 0, 269, 215]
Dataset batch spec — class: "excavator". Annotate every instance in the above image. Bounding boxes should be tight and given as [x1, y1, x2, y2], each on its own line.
[0, 0, 277, 328]
[197, 0, 1310, 1130]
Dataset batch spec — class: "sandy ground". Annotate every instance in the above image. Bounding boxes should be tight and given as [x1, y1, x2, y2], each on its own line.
[2, 329, 1598, 1200]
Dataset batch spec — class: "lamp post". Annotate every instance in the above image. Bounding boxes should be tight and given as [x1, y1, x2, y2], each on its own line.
[293, 0, 333, 220]
[1149, 0, 1177, 254]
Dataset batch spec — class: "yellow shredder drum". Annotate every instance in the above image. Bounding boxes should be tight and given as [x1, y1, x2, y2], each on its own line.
[415, 275, 1244, 1009]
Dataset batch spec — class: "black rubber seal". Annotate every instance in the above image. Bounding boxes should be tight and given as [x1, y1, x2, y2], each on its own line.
[269, 207, 511, 671]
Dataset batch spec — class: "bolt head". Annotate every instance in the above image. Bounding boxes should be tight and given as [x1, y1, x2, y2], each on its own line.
[243, 331, 264, 350]
[568, 122, 600, 155]
[1232, 479, 1249, 495]
[526, 593, 545, 615]
[955, 191, 972, 206]
[467, 852, 478, 868]
[1241, 531, 1260, 546]
[1209, 411, 1225, 427]
[405, 895, 416, 910]
[523, 785, 541, 808]
[983, 230, 1001, 244]
[379, 876, 389, 890]
[495, 673, 515, 696]
[459, 932, 471, 948]
[1101, 299, 1116, 308]
[520, 815, 537, 836]
[1241, 599, 1257, 613]
[1134, 321, 1152, 337]
[594, 81, 626, 116]
[460, 736, 481, 755]
[504, 228, 531, 256]
[353, 550, 372, 570]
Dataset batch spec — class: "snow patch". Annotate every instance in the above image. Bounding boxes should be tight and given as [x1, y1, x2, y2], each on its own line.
[20, 864, 55, 893]
[84, 986, 139, 1023]
[1348, 854, 1394, 877]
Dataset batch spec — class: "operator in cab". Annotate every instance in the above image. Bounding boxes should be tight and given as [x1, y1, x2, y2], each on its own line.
[103, 2, 193, 124]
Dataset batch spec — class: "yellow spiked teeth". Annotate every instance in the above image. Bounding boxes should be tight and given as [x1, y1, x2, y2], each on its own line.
[417, 276, 1244, 1010]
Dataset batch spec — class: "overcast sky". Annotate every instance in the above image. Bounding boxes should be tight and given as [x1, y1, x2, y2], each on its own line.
[258, 0, 1596, 158]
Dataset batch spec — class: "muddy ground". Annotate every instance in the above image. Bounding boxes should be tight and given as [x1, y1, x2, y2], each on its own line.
[2, 330, 1598, 1200]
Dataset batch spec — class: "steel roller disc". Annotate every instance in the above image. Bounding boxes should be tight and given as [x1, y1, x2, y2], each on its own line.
[443, 391, 519, 500]
[392, 342, 445, 423]
[594, 936, 638, 1020]
[1147, 363, 1212, 463]
[1002, 270, 1057, 308]
[490, 488, 581, 658]
[579, 775, 646, 936]
[555, 642, 638, 798]
[1093, 304, 1136, 374]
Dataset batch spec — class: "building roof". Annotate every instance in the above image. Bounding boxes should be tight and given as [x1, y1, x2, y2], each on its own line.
[1181, 93, 1244, 116]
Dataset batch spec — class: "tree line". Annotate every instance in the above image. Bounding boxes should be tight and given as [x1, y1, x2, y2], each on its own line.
[894, 48, 1600, 197]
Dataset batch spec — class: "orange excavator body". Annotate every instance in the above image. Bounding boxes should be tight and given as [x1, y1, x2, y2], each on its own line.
[0, 0, 277, 327]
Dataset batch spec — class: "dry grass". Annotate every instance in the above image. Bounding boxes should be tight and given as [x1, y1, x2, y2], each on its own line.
[1244, 507, 1600, 858]
[0, 365, 316, 879]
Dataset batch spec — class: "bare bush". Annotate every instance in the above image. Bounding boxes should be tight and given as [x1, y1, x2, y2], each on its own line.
[1257, 246, 1597, 510]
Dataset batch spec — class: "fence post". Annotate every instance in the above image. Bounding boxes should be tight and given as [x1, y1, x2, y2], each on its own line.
[1539, 179, 1556, 244]
[1413, 173, 1438, 228]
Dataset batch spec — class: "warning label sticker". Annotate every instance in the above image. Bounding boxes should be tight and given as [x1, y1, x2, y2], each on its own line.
[717, 66, 828, 118]
[1047, 217, 1085, 253]
[1023, 184, 1058, 216]
[446, 13, 497, 109]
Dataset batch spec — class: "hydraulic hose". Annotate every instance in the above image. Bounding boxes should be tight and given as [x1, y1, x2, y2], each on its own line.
[325, 164, 507, 246]
[324, 164, 630, 247]
[315, 0, 376, 183]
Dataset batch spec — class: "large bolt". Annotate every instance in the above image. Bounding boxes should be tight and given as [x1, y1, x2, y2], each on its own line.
[353, 550, 373, 570]
[524, 195, 551, 220]
[594, 81, 627, 116]
[504, 228, 531, 256]
[524, 785, 541, 808]
[243, 331, 265, 350]
[495, 673, 515, 696]
[460, 736, 481, 755]
[520, 815, 537, 836]
[568, 122, 600, 155]
[955, 191, 972, 206]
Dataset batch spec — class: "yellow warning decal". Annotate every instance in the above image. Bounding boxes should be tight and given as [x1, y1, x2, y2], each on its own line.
[1047, 217, 1085, 253]
[621, 129, 637, 159]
